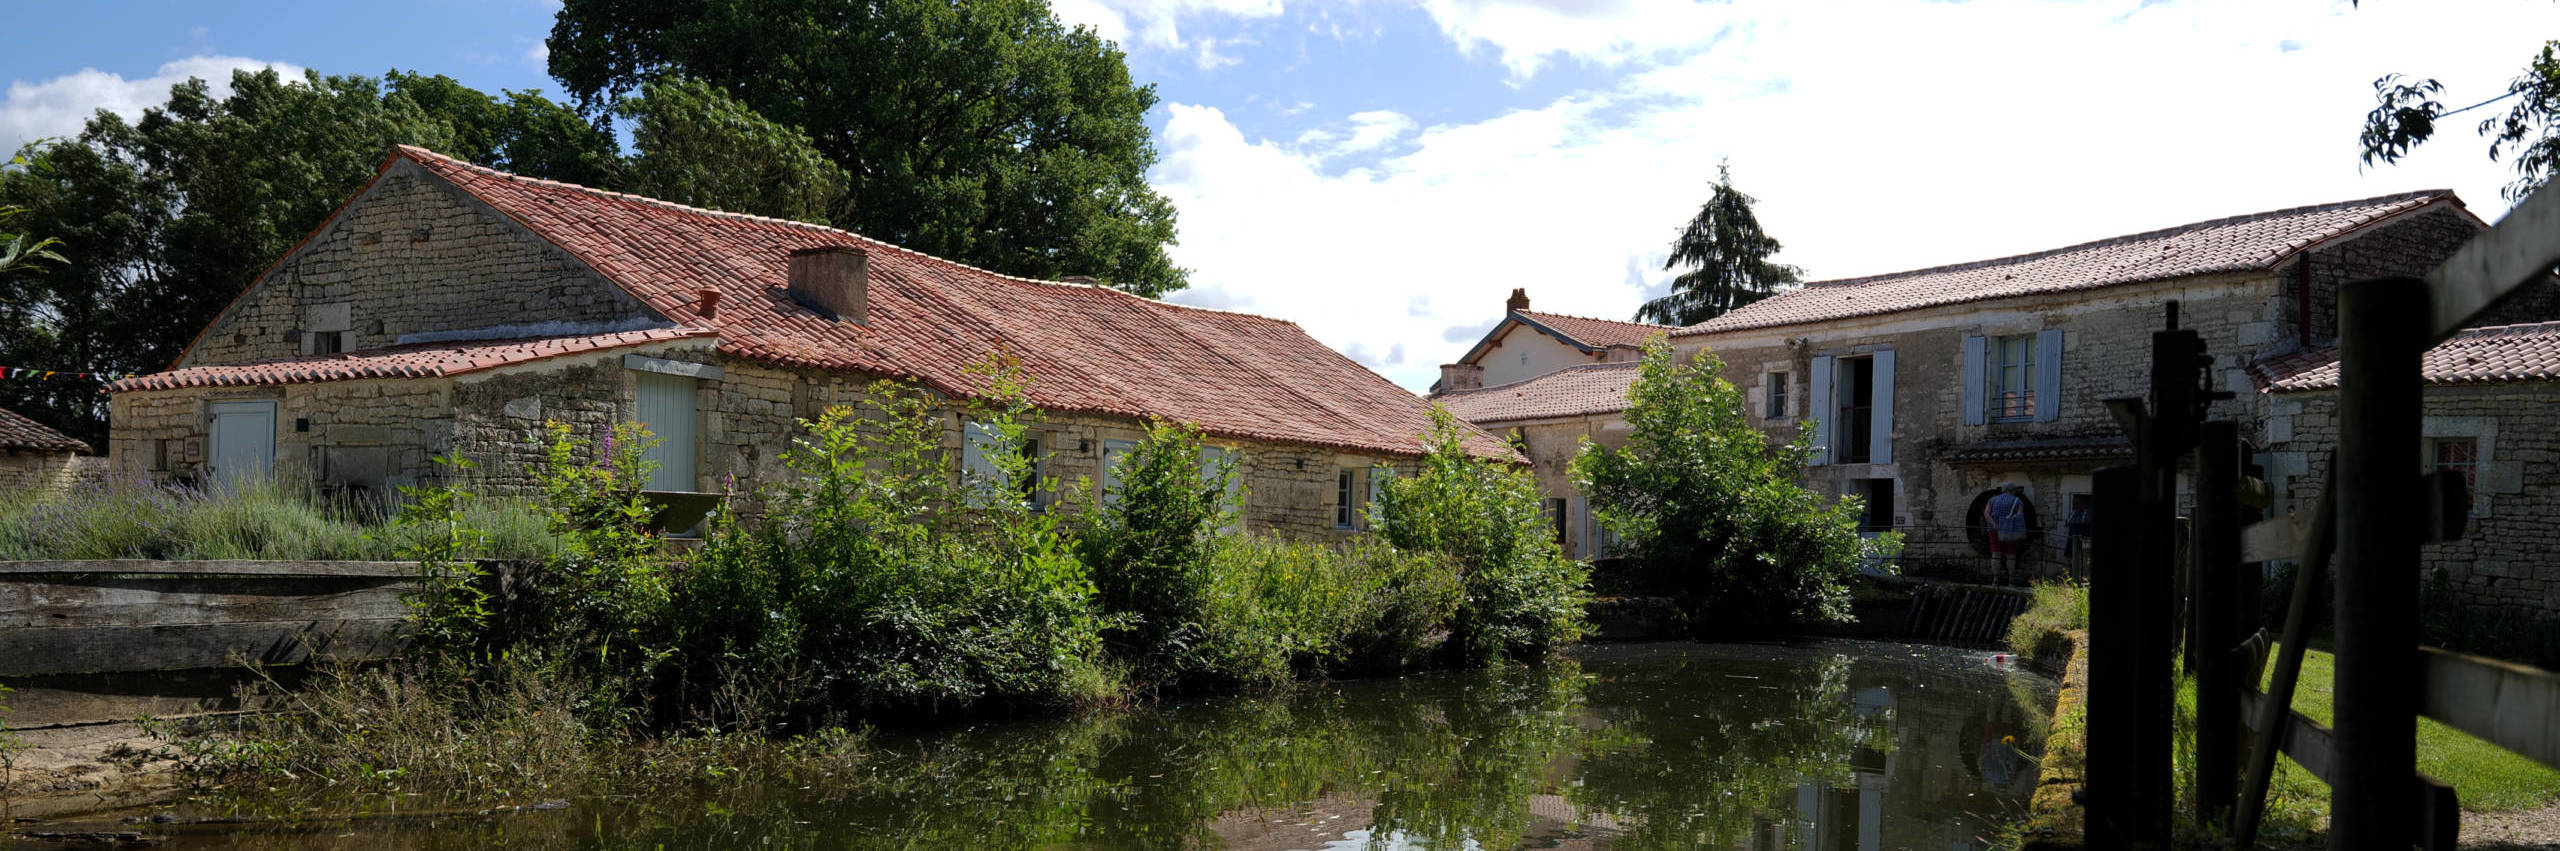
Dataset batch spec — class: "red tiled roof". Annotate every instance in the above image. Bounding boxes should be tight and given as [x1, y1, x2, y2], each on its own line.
[1513, 311, 1671, 350]
[2264, 320, 2560, 392]
[1433, 362, 1641, 424]
[110, 328, 714, 391]
[1676, 191, 2461, 336]
[0, 406, 87, 453]
[148, 146, 1507, 460]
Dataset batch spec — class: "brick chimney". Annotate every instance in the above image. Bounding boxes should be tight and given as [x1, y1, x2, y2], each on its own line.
[1440, 363, 1484, 391]
[696, 287, 722, 321]
[788, 245, 869, 323]
[1506, 288, 1530, 313]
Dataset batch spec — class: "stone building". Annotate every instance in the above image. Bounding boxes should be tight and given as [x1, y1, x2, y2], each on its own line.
[0, 405, 96, 495]
[1434, 362, 1643, 558]
[106, 146, 1512, 537]
[1432, 289, 1669, 393]
[2257, 320, 2560, 614]
[1667, 190, 2512, 578]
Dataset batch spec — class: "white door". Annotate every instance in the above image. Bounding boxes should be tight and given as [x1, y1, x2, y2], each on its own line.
[207, 400, 277, 488]
[633, 372, 697, 492]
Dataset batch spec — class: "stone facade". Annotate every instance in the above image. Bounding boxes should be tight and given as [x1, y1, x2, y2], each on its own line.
[1671, 203, 2494, 580]
[2267, 382, 2560, 615]
[0, 451, 101, 495]
[1496, 416, 1634, 559]
[181, 160, 658, 368]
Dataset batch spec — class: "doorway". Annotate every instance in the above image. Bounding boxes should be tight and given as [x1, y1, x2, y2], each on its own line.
[207, 400, 277, 488]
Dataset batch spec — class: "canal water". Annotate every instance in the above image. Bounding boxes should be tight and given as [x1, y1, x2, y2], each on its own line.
[110, 640, 2055, 849]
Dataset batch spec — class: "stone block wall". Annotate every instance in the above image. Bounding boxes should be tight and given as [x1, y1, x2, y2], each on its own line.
[2270, 383, 2560, 616]
[182, 161, 661, 368]
[2295, 205, 2494, 346]
[109, 379, 459, 499]
[0, 451, 102, 495]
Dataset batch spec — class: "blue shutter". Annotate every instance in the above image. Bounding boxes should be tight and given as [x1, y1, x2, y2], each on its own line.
[1807, 355, 1835, 465]
[1869, 349, 1895, 465]
[2035, 329, 2065, 423]
[1961, 336, 1988, 426]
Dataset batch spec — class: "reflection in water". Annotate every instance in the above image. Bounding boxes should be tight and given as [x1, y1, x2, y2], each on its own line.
[133, 641, 2052, 850]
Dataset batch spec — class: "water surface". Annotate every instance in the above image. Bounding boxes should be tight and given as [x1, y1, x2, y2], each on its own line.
[125, 640, 2053, 850]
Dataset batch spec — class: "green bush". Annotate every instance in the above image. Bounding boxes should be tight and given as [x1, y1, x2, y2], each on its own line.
[1574, 343, 1893, 635]
[1072, 420, 1231, 678]
[2004, 580, 2088, 668]
[672, 377, 1109, 724]
[1192, 535, 1464, 685]
[1375, 408, 1589, 664]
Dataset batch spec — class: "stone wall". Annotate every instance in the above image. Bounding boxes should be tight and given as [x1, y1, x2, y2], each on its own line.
[2269, 382, 2560, 615]
[2295, 204, 2492, 346]
[109, 379, 459, 499]
[0, 451, 102, 495]
[182, 161, 661, 368]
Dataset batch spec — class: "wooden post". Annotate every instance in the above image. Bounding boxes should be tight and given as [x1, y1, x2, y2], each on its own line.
[2332, 275, 2427, 849]
[2193, 420, 2243, 828]
[2086, 462, 2140, 850]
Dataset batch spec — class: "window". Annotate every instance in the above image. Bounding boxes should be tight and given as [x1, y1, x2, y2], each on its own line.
[1099, 439, 1140, 505]
[1336, 469, 1358, 529]
[2433, 437, 2478, 512]
[310, 331, 346, 356]
[1766, 372, 1789, 419]
[1807, 351, 1895, 466]
[1990, 334, 2036, 420]
[962, 423, 1042, 508]
[1020, 435, 1047, 509]
[1545, 497, 1569, 549]
[1836, 357, 1875, 463]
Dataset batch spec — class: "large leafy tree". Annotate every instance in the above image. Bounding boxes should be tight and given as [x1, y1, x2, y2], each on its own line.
[1633, 161, 1801, 326]
[617, 76, 848, 224]
[0, 69, 615, 445]
[547, 0, 1188, 297]
[2360, 35, 2559, 203]
[1572, 342, 1889, 635]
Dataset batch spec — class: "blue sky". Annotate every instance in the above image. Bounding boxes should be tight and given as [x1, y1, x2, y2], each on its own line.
[7, 0, 2559, 389]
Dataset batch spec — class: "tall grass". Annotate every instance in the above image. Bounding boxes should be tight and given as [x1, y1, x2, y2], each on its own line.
[2004, 580, 2088, 669]
[0, 476, 557, 562]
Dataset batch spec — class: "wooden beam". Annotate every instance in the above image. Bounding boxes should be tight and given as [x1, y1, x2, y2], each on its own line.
[2241, 514, 2308, 564]
[0, 559, 420, 578]
[2, 618, 409, 676]
[2427, 183, 2560, 340]
[2235, 689, 2464, 850]
[2420, 646, 2560, 769]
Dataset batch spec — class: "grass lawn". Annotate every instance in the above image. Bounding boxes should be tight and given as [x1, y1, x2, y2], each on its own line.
[2275, 647, 2560, 813]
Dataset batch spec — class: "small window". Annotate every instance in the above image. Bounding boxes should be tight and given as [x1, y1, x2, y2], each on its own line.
[2433, 437, 2478, 513]
[310, 331, 345, 356]
[1335, 469, 1358, 529]
[1989, 334, 2037, 421]
[1766, 372, 1789, 419]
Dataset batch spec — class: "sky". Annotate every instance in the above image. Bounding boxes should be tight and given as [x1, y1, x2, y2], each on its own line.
[6, 0, 2558, 391]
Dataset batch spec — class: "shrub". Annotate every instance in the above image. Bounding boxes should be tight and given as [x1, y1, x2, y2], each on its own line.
[2004, 579, 2087, 668]
[671, 377, 1108, 724]
[1072, 420, 1232, 678]
[1573, 343, 1892, 635]
[1191, 535, 1464, 684]
[1374, 408, 1589, 664]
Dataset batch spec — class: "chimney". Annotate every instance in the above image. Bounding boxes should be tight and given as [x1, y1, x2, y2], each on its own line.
[1440, 363, 1484, 392]
[788, 245, 869, 323]
[1604, 344, 1641, 362]
[696, 287, 722, 321]
[1506, 288, 1530, 313]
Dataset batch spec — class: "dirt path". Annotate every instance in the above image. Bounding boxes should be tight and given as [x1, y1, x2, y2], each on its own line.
[2463, 801, 2560, 850]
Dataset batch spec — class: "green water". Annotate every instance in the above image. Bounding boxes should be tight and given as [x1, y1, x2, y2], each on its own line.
[110, 640, 2053, 849]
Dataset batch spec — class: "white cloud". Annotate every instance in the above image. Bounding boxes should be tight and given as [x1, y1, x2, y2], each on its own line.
[1, 55, 302, 155]
[1049, 0, 1284, 63]
[1155, 0, 2560, 391]
[1413, 0, 1734, 79]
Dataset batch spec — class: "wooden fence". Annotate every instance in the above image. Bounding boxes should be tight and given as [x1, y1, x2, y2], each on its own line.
[0, 560, 419, 678]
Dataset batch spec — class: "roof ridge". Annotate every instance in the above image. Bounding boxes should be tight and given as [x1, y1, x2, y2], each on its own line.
[2449, 318, 2560, 338]
[1517, 308, 1672, 330]
[1798, 189, 2451, 290]
[392, 145, 1299, 327]
[1438, 360, 1641, 397]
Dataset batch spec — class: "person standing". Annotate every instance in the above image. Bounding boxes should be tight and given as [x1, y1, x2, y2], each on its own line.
[1984, 484, 2029, 585]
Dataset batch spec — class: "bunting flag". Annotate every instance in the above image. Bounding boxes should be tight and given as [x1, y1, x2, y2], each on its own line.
[0, 366, 139, 382]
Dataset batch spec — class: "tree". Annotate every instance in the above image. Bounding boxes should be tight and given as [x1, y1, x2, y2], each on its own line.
[2361, 39, 2560, 203]
[1373, 408, 1589, 664]
[547, 0, 1188, 297]
[1633, 161, 1801, 326]
[1572, 342, 1890, 635]
[617, 76, 848, 224]
[0, 69, 612, 445]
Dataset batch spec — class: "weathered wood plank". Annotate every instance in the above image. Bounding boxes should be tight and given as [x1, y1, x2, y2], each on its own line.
[0, 575, 410, 628]
[0, 560, 421, 578]
[0, 618, 410, 676]
[2419, 646, 2560, 769]
[2427, 182, 2560, 339]
[2235, 689, 2464, 849]
[2240, 514, 2307, 564]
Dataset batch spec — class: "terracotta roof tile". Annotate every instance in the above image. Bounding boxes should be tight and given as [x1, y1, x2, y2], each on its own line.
[1433, 362, 1641, 424]
[0, 406, 87, 453]
[2264, 320, 2560, 392]
[1945, 435, 2133, 465]
[1676, 191, 2458, 336]
[1512, 311, 1671, 350]
[143, 146, 1508, 460]
[110, 328, 715, 391]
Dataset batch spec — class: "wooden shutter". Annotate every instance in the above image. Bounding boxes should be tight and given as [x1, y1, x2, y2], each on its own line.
[634, 371, 696, 492]
[1869, 349, 1895, 465]
[1807, 355, 1835, 464]
[1960, 336, 1988, 426]
[2035, 329, 2065, 422]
